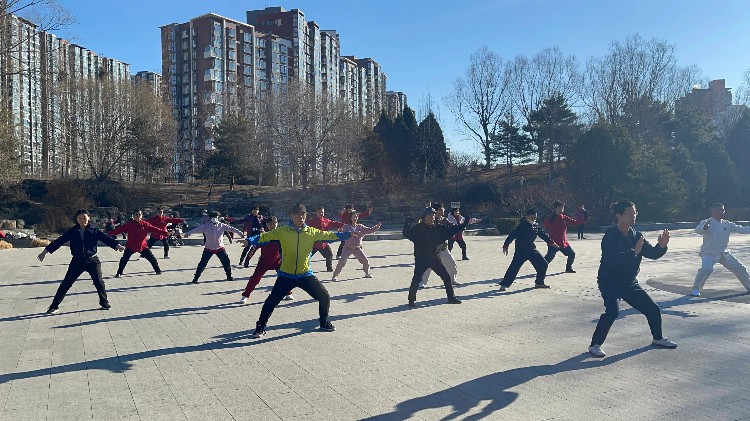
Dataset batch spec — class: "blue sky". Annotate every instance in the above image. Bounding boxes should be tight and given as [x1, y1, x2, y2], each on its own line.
[53, 0, 750, 155]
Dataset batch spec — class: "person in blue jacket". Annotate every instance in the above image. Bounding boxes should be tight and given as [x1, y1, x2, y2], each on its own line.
[37, 209, 124, 314]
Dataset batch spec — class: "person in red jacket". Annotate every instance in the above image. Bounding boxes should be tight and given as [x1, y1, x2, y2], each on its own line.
[145, 207, 185, 259]
[238, 216, 293, 304]
[307, 205, 345, 272]
[336, 204, 373, 259]
[108, 209, 169, 278]
[543, 201, 585, 273]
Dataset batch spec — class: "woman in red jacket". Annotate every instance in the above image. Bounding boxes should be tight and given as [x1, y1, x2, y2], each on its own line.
[108, 209, 169, 278]
[145, 207, 185, 259]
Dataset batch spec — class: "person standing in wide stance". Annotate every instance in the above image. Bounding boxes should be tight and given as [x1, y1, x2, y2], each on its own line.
[306, 206, 345, 272]
[145, 207, 185, 259]
[543, 201, 585, 273]
[185, 211, 244, 283]
[38, 209, 124, 314]
[238, 216, 294, 304]
[691, 203, 750, 297]
[243, 204, 357, 338]
[108, 209, 168, 278]
[331, 211, 382, 281]
[499, 209, 558, 291]
[588, 200, 677, 358]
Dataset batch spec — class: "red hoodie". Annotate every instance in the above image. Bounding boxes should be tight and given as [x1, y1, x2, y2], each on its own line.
[145, 215, 185, 240]
[543, 213, 584, 249]
[108, 220, 168, 252]
[306, 216, 345, 250]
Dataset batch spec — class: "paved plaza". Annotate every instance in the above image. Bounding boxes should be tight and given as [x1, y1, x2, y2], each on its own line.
[1, 229, 750, 420]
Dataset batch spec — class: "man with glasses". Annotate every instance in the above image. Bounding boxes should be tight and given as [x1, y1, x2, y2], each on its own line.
[145, 207, 185, 259]
[108, 209, 169, 278]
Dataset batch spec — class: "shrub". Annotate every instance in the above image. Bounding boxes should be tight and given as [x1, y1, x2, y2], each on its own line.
[0, 240, 11, 250]
[496, 218, 519, 234]
[31, 238, 51, 247]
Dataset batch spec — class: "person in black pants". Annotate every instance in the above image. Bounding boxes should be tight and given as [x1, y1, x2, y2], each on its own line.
[37, 209, 125, 314]
[588, 200, 677, 358]
[403, 207, 468, 307]
[500, 209, 558, 291]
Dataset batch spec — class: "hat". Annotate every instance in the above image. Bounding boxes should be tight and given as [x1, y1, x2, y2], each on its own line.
[421, 207, 436, 218]
[290, 203, 307, 214]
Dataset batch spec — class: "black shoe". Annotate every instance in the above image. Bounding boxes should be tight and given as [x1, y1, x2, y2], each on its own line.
[192, 278, 199, 283]
[243, 264, 249, 268]
[226, 276, 234, 282]
[408, 301, 416, 307]
[114, 273, 121, 278]
[534, 284, 551, 289]
[46, 307, 58, 314]
[252, 324, 266, 338]
[447, 297, 462, 304]
[499, 286, 507, 291]
[319, 321, 336, 332]
[462, 257, 469, 260]
[155, 271, 162, 275]
[101, 303, 111, 310]
[326, 267, 333, 272]
[565, 269, 576, 273]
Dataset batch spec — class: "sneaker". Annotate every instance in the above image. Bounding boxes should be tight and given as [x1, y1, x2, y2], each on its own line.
[331, 276, 338, 282]
[326, 267, 333, 272]
[319, 321, 336, 332]
[252, 324, 266, 338]
[447, 297, 462, 304]
[155, 271, 162, 275]
[408, 301, 416, 308]
[565, 269, 577, 273]
[101, 303, 111, 310]
[588, 344, 606, 357]
[239, 296, 248, 304]
[226, 276, 234, 282]
[164, 255, 171, 259]
[192, 278, 199, 283]
[652, 337, 678, 348]
[534, 284, 551, 289]
[499, 286, 507, 291]
[419, 283, 426, 289]
[691, 288, 701, 297]
[283, 294, 294, 301]
[364, 273, 372, 278]
[46, 307, 58, 314]
[462, 257, 470, 260]
[114, 273, 121, 278]
[452, 280, 460, 286]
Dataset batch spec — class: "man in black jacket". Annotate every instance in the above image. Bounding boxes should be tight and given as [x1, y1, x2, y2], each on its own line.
[500, 209, 557, 291]
[403, 207, 468, 307]
[588, 200, 677, 358]
[37, 209, 124, 314]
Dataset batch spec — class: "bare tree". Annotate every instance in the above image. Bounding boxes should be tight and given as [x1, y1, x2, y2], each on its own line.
[444, 46, 511, 169]
[736, 67, 750, 106]
[510, 46, 579, 163]
[127, 82, 178, 183]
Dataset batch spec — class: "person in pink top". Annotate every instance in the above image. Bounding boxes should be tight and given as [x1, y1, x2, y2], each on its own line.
[543, 201, 585, 273]
[145, 207, 185, 259]
[336, 204, 373, 259]
[331, 212, 382, 281]
[107, 209, 169, 278]
[185, 211, 244, 283]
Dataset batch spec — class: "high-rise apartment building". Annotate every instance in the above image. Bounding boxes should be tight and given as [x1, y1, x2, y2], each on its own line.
[132, 70, 162, 96]
[338, 56, 360, 116]
[344, 56, 387, 127]
[1, 14, 130, 177]
[385, 91, 407, 120]
[676, 79, 733, 123]
[161, 13, 290, 180]
[320, 30, 339, 101]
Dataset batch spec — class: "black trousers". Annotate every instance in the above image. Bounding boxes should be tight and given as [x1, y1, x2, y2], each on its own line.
[545, 245, 576, 270]
[257, 275, 330, 326]
[146, 237, 170, 257]
[117, 248, 160, 275]
[577, 224, 585, 239]
[591, 282, 663, 346]
[409, 256, 456, 302]
[50, 256, 108, 309]
[448, 239, 468, 258]
[194, 248, 232, 281]
[501, 249, 548, 287]
[239, 245, 259, 266]
[336, 242, 344, 258]
[311, 247, 334, 271]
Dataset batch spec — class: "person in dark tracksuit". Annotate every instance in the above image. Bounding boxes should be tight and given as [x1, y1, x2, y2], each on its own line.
[500, 209, 558, 291]
[403, 207, 468, 307]
[37, 209, 125, 314]
[588, 200, 677, 358]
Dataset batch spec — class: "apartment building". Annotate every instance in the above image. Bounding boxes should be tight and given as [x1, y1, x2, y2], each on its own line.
[385, 91, 407, 120]
[132, 70, 162, 96]
[676, 79, 733, 123]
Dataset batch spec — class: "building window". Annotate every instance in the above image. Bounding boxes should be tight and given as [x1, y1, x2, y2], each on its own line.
[243, 33, 252, 42]
[244, 54, 252, 63]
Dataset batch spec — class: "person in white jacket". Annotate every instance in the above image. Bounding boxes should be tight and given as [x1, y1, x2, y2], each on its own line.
[185, 211, 244, 283]
[692, 203, 750, 297]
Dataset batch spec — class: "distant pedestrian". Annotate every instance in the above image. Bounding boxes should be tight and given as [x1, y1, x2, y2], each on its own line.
[145, 207, 185, 259]
[447, 208, 469, 260]
[543, 201, 585, 273]
[185, 211, 244, 283]
[588, 200, 677, 358]
[331, 212, 381, 281]
[574, 204, 589, 239]
[108, 209, 168, 278]
[38, 209, 124, 314]
[499, 209, 557, 291]
[691, 203, 750, 297]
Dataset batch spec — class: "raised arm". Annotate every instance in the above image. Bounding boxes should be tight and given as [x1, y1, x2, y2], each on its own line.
[730, 222, 750, 234]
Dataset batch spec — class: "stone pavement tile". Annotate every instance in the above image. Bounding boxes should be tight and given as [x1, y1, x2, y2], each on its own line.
[222, 406, 282, 421]
[179, 403, 234, 421]
[0, 407, 47, 421]
[132, 399, 187, 420]
[258, 391, 318, 418]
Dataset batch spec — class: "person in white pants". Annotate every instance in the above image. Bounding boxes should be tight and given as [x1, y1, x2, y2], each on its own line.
[692, 203, 750, 297]
[420, 203, 459, 288]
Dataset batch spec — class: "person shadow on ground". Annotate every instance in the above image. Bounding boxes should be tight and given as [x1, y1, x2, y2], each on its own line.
[363, 346, 652, 420]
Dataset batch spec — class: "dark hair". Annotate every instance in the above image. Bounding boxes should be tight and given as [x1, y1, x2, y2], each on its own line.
[251, 205, 259, 210]
[612, 200, 635, 215]
[73, 209, 89, 223]
[525, 208, 537, 216]
[131, 209, 142, 215]
[211, 211, 221, 218]
[451, 208, 460, 215]
[344, 204, 353, 209]
[710, 203, 724, 210]
[263, 216, 278, 229]
[552, 201, 564, 209]
[156, 206, 164, 211]
[432, 202, 444, 210]
[316, 205, 325, 211]
[290, 203, 307, 214]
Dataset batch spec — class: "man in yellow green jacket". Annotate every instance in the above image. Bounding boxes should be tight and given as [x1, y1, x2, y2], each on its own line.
[243, 203, 358, 338]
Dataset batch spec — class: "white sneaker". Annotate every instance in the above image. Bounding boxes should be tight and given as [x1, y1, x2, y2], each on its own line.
[452, 280, 460, 286]
[691, 288, 701, 297]
[283, 294, 294, 301]
[419, 283, 426, 289]
[588, 344, 606, 358]
[331, 277, 338, 282]
[239, 296, 248, 304]
[364, 273, 372, 278]
[652, 337, 678, 348]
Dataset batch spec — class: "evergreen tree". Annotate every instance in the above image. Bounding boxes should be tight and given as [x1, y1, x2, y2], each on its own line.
[199, 113, 255, 190]
[624, 142, 688, 221]
[491, 114, 533, 180]
[524, 94, 581, 183]
[693, 141, 742, 206]
[360, 131, 387, 181]
[415, 112, 449, 183]
[725, 107, 750, 200]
